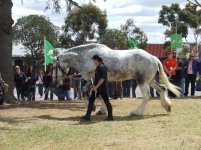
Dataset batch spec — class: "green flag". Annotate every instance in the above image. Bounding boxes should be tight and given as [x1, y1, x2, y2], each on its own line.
[44, 39, 54, 65]
[170, 34, 182, 49]
[129, 36, 138, 49]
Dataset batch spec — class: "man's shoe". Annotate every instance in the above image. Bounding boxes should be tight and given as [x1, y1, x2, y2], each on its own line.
[80, 116, 90, 121]
[105, 116, 114, 121]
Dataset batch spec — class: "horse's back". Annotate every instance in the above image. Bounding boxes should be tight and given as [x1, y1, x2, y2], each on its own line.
[63, 43, 160, 83]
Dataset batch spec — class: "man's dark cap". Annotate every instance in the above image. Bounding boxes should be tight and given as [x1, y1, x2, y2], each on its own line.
[91, 54, 102, 62]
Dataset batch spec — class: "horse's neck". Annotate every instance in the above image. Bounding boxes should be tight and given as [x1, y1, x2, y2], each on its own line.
[60, 54, 82, 71]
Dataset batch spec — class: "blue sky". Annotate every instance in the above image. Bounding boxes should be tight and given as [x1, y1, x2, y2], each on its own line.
[12, 0, 194, 55]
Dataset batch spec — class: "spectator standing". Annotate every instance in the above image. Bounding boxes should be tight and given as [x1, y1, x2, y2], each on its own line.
[174, 58, 184, 97]
[163, 50, 178, 97]
[132, 80, 137, 98]
[108, 81, 114, 99]
[26, 66, 37, 101]
[150, 72, 160, 98]
[183, 53, 199, 97]
[36, 70, 44, 98]
[43, 63, 54, 100]
[0, 74, 9, 105]
[113, 81, 123, 99]
[14, 66, 26, 100]
[53, 75, 72, 100]
[122, 80, 131, 98]
[177, 56, 187, 97]
[71, 68, 82, 100]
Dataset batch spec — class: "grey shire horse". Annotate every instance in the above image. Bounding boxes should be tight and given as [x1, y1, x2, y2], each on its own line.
[52, 43, 180, 116]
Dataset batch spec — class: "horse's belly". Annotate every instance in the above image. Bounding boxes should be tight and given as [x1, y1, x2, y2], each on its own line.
[108, 72, 133, 82]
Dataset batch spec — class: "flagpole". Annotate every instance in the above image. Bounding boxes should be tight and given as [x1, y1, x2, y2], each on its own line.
[44, 36, 46, 72]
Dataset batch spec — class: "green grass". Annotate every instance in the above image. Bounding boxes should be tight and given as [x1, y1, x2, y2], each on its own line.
[0, 98, 201, 150]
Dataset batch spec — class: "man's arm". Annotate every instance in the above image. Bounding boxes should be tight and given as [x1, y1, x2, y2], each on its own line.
[93, 78, 105, 91]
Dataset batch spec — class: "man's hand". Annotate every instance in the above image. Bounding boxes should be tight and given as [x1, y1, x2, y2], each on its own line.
[89, 86, 97, 96]
[92, 85, 98, 91]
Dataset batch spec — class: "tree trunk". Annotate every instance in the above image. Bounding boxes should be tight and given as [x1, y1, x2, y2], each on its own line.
[0, 0, 16, 104]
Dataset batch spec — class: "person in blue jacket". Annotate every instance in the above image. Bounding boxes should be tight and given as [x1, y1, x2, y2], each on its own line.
[183, 53, 199, 97]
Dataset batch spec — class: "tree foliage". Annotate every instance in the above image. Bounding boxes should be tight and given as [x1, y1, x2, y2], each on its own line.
[99, 29, 129, 49]
[158, 3, 181, 27]
[62, 3, 108, 45]
[13, 15, 59, 65]
[45, 0, 106, 12]
[99, 18, 148, 50]
[120, 19, 148, 49]
[158, 3, 188, 39]
[180, 3, 201, 53]
[187, 0, 201, 7]
[180, 3, 201, 29]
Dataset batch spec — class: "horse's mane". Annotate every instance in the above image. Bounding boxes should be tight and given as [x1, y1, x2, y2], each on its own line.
[62, 43, 108, 54]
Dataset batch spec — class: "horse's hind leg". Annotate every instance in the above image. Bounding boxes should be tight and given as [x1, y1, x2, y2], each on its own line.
[96, 99, 107, 115]
[149, 80, 171, 112]
[130, 84, 151, 116]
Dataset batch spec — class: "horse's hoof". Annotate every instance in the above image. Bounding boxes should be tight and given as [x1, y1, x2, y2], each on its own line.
[130, 111, 143, 116]
[166, 105, 171, 112]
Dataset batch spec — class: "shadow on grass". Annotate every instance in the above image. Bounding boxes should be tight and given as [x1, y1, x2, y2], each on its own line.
[0, 116, 37, 125]
[0, 127, 21, 131]
[35, 113, 170, 125]
[0, 100, 86, 111]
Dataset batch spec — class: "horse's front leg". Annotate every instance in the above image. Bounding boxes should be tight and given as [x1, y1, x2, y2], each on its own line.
[130, 83, 151, 116]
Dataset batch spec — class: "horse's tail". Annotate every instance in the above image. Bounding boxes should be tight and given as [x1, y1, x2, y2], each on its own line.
[157, 59, 180, 97]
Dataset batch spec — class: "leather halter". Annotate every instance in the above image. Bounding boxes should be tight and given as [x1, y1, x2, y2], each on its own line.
[53, 59, 69, 81]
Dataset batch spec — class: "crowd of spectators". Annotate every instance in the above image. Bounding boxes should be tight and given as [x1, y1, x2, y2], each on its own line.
[13, 50, 201, 101]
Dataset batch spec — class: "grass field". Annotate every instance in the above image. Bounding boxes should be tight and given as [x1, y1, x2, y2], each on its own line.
[0, 98, 201, 150]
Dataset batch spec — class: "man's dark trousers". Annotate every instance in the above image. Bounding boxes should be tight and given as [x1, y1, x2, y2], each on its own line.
[85, 90, 113, 118]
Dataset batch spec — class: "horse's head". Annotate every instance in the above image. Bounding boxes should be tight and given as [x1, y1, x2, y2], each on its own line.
[52, 59, 69, 87]
[52, 52, 80, 87]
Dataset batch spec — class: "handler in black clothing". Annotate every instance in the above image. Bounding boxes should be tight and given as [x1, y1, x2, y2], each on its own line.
[81, 55, 113, 121]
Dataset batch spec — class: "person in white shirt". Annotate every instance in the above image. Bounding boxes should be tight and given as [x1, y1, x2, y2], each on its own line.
[36, 70, 44, 98]
[183, 54, 199, 97]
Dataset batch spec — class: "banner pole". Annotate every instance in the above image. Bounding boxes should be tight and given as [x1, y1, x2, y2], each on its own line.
[44, 36, 46, 72]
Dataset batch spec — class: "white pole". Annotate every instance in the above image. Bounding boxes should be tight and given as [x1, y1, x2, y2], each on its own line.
[44, 36, 46, 72]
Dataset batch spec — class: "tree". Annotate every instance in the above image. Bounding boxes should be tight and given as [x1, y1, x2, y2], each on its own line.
[99, 29, 129, 49]
[120, 18, 148, 49]
[62, 3, 108, 45]
[13, 15, 59, 66]
[179, 3, 201, 54]
[187, 0, 201, 7]
[158, 3, 188, 41]
[45, 0, 106, 12]
[0, 0, 105, 103]
[0, 0, 15, 103]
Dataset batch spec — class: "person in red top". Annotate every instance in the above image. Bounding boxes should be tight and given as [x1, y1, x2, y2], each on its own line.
[163, 50, 178, 97]
[163, 50, 178, 77]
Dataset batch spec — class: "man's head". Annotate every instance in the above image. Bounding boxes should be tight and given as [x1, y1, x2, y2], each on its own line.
[15, 66, 20, 74]
[91, 55, 102, 65]
[189, 53, 195, 60]
[167, 50, 173, 58]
